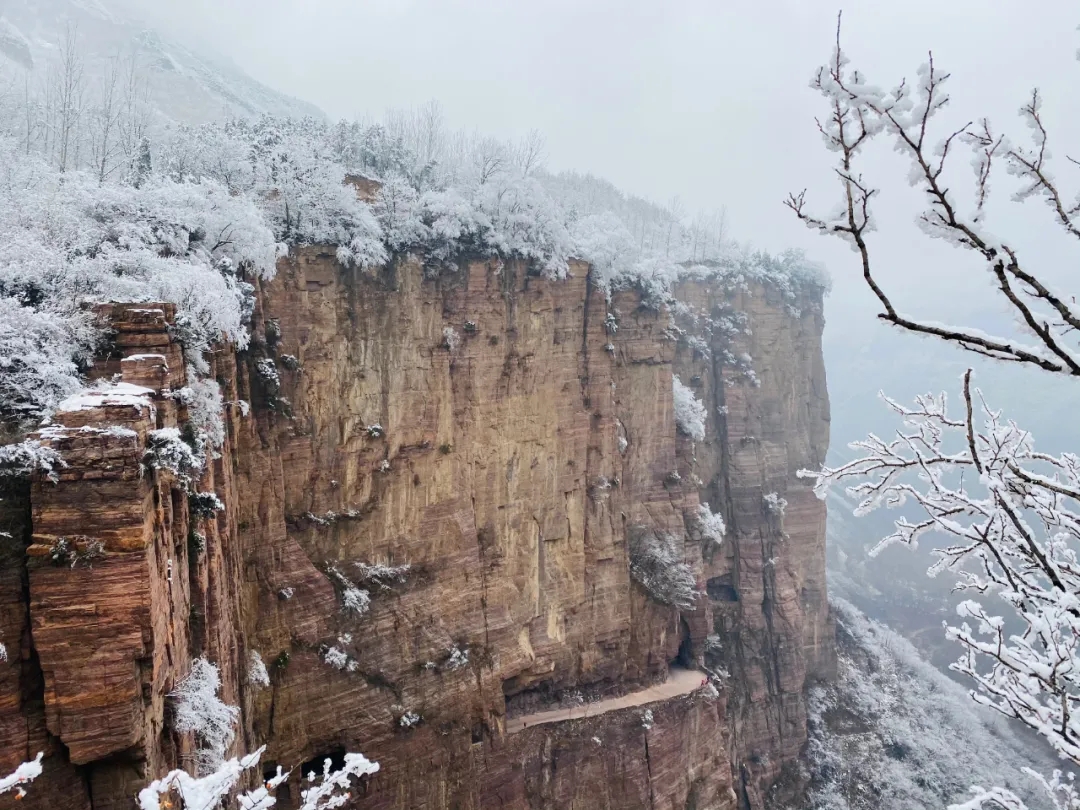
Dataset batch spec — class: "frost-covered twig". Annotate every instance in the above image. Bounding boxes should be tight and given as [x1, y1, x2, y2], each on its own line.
[803, 370, 1080, 767]
[787, 14, 1080, 377]
[0, 753, 43, 800]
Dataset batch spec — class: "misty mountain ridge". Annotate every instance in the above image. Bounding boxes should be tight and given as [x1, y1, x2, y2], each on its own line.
[0, 0, 324, 123]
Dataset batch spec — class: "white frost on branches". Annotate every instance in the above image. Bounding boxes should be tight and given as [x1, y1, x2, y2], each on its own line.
[137, 747, 269, 810]
[804, 375, 1080, 805]
[763, 492, 788, 518]
[672, 375, 707, 442]
[792, 24, 1080, 809]
[697, 502, 726, 547]
[0, 439, 66, 481]
[298, 752, 380, 810]
[247, 651, 270, 689]
[627, 526, 698, 610]
[0, 753, 43, 800]
[136, 745, 378, 810]
[169, 658, 240, 773]
[144, 427, 205, 488]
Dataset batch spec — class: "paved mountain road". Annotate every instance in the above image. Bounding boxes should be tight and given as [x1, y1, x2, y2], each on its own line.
[505, 668, 704, 734]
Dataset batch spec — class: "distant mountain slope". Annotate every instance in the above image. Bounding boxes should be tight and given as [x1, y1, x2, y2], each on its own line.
[0, 0, 324, 123]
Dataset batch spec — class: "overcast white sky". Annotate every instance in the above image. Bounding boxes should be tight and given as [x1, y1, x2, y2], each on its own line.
[121, 0, 1078, 324]
[117, 0, 1080, 423]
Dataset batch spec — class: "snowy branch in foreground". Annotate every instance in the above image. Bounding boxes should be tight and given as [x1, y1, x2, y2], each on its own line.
[801, 370, 1080, 767]
[0, 753, 43, 799]
[136, 741, 378, 810]
[298, 753, 380, 810]
[949, 768, 1080, 810]
[786, 15, 1080, 378]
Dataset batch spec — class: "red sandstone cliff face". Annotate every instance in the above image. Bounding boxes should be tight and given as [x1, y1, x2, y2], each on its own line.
[0, 252, 831, 810]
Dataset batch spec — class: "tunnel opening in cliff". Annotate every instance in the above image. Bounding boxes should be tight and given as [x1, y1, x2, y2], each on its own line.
[673, 617, 694, 668]
[299, 748, 347, 782]
[707, 574, 739, 602]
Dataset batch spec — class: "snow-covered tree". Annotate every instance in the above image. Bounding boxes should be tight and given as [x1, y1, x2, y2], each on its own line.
[627, 525, 698, 609]
[672, 375, 707, 442]
[791, 17, 1080, 810]
[169, 658, 240, 774]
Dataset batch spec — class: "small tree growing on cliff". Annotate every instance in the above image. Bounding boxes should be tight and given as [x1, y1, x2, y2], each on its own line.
[627, 525, 699, 609]
[790, 16, 1080, 810]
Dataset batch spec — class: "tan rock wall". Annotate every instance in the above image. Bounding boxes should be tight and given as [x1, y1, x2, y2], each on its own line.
[0, 253, 831, 810]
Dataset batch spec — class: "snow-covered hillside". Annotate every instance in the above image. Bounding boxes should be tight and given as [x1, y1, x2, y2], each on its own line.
[784, 599, 1065, 810]
[0, 0, 323, 123]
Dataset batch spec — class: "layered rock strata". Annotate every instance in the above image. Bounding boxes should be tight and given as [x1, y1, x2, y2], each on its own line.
[0, 252, 831, 810]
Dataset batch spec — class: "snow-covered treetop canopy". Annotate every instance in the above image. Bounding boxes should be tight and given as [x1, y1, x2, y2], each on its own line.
[156, 113, 830, 301]
[0, 97, 826, 433]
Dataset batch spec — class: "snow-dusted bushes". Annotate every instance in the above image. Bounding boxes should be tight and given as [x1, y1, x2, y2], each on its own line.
[327, 565, 370, 617]
[0, 298, 91, 430]
[0, 104, 825, 436]
[0, 131, 278, 429]
[169, 658, 240, 773]
[246, 651, 270, 689]
[0, 439, 65, 481]
[144, 428, 204, 488]
[171, 377, 226, 453]
[354, 561, 411, 590]
[696, 503, 726, 547]
[159, 117, 386, 270]
[672, 375, 707, 442]
[627, 525, 698, 609]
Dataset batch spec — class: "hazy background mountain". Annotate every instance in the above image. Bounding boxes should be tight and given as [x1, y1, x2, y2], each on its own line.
[0, 0, 324, 123]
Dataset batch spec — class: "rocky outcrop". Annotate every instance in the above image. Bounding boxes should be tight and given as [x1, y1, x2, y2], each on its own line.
[0, 252, 831, 809]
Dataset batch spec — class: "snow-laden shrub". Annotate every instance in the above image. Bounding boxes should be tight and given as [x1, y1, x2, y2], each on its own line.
[172, 376, 225, 452]
[442, 326, 460, 352]
[247, 651, 270, 689]
[763, 492, 787, 517]
[254, 359, 280, 394]
[697, 503, 726, 547]
[322, 635, 358, 672]
[673, 376, 707, 442]
[144, 428, 204, 487]
[627, 525, 698, 610]
[0, 439, 66, 481]
[190, 491, 225, 519]
[444, 645, 469, 671]
[0, 129, 279, 425]
[354, 561, 411, 591]
[0, 298, 91, 431]
[169, 658, 240, 773]
[159, 117, 387, 269]
[327, 565, 371, 616]
[398, 710, 421, 728]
